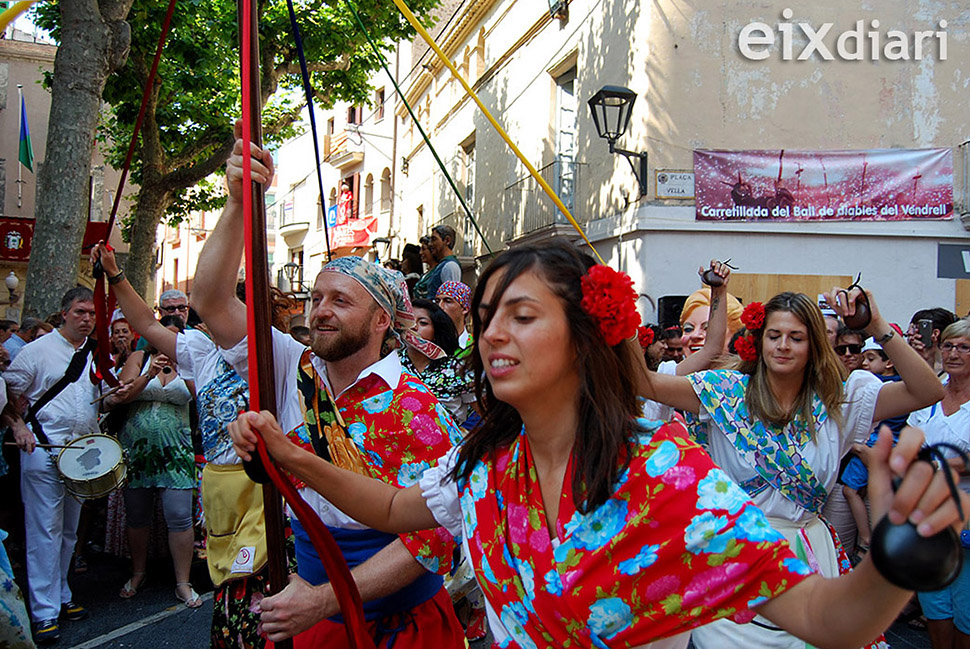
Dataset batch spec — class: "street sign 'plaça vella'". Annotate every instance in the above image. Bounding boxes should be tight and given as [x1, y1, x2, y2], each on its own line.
[655, 170, 695, 199]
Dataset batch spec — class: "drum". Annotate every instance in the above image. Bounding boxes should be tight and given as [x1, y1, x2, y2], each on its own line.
[56, 434, 128, 498]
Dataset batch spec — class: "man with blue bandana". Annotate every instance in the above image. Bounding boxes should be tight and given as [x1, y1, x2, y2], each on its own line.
[191, 127, 466, 649]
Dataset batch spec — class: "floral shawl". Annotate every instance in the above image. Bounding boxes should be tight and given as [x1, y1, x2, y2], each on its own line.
[398, 349, 471, 402]
[686, 370, 829, 515]
[285, 350, 463, 575]
[459, 418, 811, 648]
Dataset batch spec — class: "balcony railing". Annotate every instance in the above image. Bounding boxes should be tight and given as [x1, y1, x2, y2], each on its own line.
[503, 158, 585, 241]
[279, 202, 310, 235]
[327, 130, 365, 169]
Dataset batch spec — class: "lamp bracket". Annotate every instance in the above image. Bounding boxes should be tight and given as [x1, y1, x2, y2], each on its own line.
[609, 147, 649, 197]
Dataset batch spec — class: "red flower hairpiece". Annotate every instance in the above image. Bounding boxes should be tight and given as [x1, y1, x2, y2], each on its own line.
[638, 326, 655, 350]
[734, 334, 759, 362]
[741, 301, 765, 331]
[580, 265, 640, 347]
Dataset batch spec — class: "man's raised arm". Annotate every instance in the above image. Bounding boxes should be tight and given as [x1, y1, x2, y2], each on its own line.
[191, 121, 274, 349]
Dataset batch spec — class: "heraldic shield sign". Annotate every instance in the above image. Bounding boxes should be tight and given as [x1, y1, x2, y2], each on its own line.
[0, 218, 108, 263]
[0, 218, 33, 262]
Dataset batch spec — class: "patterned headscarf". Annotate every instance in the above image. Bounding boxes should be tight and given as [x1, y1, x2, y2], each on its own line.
[435, 281, 472, 312]
[322, 256, 445, 360]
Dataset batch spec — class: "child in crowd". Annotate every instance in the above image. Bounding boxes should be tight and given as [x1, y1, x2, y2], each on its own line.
[841, 335, 909, 563]
[835, 325, 866, 373]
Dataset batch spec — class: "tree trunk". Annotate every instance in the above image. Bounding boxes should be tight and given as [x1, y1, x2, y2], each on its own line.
[22, 0, 132, 319]
[125, 183, 171, 298]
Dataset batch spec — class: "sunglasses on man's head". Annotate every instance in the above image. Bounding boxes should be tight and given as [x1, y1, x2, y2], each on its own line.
[158, 304, 189, 314]
[835, 344, 862, 355]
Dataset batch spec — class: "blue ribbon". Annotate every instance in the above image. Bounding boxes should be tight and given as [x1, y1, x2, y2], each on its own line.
[285, 0, 333, 260]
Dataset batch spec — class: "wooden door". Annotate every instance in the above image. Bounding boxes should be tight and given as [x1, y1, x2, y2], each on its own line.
[728, 273, 854, 305]
[955, 280, 970, 317]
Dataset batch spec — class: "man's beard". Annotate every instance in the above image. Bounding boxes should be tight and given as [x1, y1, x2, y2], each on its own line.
[311, 322, 373, 362]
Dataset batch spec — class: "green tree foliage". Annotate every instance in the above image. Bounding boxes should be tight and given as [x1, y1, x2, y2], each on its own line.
[34, 0, 438, 296]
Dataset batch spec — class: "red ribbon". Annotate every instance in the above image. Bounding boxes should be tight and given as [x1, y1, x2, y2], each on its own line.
[254, 436, 375, 649]
[92, 273, 120, 388]
[240, 0, 260, 412]
[92, 0, 179, 389]
[239, 0, 373, 645]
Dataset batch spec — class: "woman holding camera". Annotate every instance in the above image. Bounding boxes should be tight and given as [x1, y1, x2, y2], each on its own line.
[106, 315, 199, 607]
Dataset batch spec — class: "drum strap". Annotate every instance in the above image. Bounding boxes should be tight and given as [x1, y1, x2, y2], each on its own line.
[24, 338, 97, 445]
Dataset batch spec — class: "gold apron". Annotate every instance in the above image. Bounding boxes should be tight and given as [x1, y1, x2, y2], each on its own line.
[202, 463, 267, 586]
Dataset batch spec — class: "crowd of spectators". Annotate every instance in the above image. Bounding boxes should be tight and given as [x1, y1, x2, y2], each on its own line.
[2, 204, 969, 649]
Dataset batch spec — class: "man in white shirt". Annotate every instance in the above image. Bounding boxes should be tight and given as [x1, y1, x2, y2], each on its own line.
[2, 287, 122, 644]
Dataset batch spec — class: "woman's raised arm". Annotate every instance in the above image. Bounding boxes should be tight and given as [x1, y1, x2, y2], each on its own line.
[676, 259, 732, 376]
[825, 285, 944, 421]
[91, 242, 178, 360]
[640, 370, 703, 414]
[229, 410, 440, 534]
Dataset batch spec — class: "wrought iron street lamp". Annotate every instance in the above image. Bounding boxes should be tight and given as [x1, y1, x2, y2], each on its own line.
[282, 261, 307, 297]
[4, 272, 19, 303]
[587, 85, 648, 196]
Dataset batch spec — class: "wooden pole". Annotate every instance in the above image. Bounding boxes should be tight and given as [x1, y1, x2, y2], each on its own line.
[237, 2, 292, 647]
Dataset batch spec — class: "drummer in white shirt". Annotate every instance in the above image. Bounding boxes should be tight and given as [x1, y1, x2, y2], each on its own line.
[1, 287, 135, 644]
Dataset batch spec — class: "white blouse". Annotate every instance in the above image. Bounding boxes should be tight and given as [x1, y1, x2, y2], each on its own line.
[3, 329, 100, 444]
[695, 369, 884, 523]
[642, 360, 678, 422]
[908, 395, 970, 492]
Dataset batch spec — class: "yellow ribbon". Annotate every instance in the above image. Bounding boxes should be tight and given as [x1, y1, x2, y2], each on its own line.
[390, 0, 605, 264]
[0, 1, 39, 33]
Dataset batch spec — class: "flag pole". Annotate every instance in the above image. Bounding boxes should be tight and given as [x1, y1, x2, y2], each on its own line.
[16, 84, 23, 209]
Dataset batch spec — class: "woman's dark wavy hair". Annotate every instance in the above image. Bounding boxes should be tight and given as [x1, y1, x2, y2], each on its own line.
[411, 298, 459, 356]
[451, 241, 648, 512]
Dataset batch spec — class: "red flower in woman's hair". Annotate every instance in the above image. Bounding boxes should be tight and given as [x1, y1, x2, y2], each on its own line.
[580, 265, 640, 347]
[734, 334, 759, 362]
[741, 302, 766, 331]
[638, 326, 655, 350]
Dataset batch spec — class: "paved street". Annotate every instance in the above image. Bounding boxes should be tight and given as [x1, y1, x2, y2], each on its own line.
[13, 546, 493, 649]
[38, 551, 214, 649]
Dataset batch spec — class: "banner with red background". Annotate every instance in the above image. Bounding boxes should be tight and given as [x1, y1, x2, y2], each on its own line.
[0, 218, 109, 262]
[694, 148, 953, 221]
[329, 188, 377, 249]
